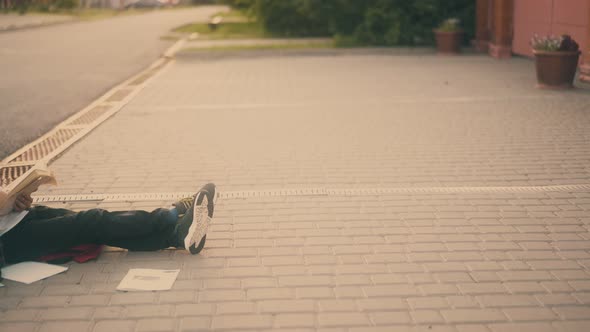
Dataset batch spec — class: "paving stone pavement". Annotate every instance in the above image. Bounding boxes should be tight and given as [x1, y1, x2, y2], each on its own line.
[2, 51, 590, 331]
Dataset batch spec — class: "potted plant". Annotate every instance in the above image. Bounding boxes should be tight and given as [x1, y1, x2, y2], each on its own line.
[434, 18, 463, 54]
[531, 34, 581, 89]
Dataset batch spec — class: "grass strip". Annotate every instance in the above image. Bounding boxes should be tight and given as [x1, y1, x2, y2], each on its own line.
[173, 21, 267, 39]
[180, 41, 334, 53]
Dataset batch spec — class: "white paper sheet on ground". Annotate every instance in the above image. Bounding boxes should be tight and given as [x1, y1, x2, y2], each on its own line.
[1, 261, 68, 284]
[117, 269, 180, 291]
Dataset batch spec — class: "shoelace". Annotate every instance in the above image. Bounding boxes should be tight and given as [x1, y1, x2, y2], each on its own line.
[176, 196, 194, 212]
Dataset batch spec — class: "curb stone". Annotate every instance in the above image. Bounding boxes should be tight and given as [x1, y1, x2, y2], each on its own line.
[0, 17, 76, 33]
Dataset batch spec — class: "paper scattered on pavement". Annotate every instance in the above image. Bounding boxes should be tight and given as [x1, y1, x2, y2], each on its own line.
[117, 269, 179, 291]
[1, 261, 68, 284]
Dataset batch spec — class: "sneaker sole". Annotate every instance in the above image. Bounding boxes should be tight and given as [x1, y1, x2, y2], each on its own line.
[184, 192, 208, 254]
[184, 191, 210, 254]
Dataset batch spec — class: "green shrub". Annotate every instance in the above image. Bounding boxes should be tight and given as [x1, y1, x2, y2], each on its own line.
[19, 0, 81, 11]
[55, 0, 78, 10]
[252, 0, 331, 37]
[227, 0, 475, 46]
[349, 0, 444, 46]
[16, 0, 31, 14]
[352, 4, 399, 45]
[324, 0, 364, 36]
[216, 0, 255, 10]
[333, 34, 355, 47]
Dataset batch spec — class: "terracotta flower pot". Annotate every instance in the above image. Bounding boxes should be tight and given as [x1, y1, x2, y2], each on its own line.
[434, 30, 464, 54]
[533, 50, 580, 89]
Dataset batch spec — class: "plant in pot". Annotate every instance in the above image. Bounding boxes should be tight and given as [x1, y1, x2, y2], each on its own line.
[531, 34, 581, 89]
[434, 18, 463, 54]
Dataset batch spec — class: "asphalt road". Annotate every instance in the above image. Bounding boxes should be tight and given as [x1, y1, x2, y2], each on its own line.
[0, 6, 223, 159]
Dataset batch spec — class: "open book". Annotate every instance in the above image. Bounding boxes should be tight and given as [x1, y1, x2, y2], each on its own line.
[0, 165, 57, 217]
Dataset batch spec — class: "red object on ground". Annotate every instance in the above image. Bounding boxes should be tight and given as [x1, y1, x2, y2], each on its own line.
[37, 244, 103, 264]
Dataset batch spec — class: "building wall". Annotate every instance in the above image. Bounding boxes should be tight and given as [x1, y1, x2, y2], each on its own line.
[513, 0, 588, 61]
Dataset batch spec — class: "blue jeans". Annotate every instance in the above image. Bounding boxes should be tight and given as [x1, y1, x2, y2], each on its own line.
[1, 206, 179, 263]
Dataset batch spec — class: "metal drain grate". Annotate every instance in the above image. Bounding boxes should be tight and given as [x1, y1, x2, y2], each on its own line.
[128, 73, 153, 86]
[106, 88, 133, 102]
[32, 184, 590, 204]
[326, 184, 590, 195]
[0, 164, 33, 187]
[221, 188, 327, 199]
[9, 128, 81, 163]
[34, 192, 203, 203]
[67, 105, 111, 126]
[33, 189, 326, 204]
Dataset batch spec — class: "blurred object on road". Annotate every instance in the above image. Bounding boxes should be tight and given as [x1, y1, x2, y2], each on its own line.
[208, 15, 221, 30]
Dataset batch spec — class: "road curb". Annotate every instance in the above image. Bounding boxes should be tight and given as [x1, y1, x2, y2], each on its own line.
[175, 46, 440, 61]
[0, 17, 77, 33]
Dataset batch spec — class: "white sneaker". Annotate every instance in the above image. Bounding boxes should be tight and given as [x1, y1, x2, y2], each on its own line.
[182, 183, 215, 254]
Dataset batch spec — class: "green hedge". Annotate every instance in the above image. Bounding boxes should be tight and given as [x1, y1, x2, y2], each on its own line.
[220, 0, 475, 46]
[254, 0, 332, 37]
[5, 0, 80, 13]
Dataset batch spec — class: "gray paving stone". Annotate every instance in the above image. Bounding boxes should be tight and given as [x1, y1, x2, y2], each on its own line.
[93, 320, 135, 332]
[38, 321, 92, 332]
[38, 307, 93, 320]
[0, 322, 39, 332]
[0, 308, 39, 322]
[180, 317, 212, 331]
[136, 318, 176, 332]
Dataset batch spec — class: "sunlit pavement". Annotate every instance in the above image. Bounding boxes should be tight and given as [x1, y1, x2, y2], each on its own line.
[2, 51, 590, 331]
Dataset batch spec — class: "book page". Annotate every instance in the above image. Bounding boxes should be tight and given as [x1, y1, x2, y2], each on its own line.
[1, 262, 68, 284]
[4, 167, 56, 195]
[0, 211, 29, 236]
[117, 269, 180, 291]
